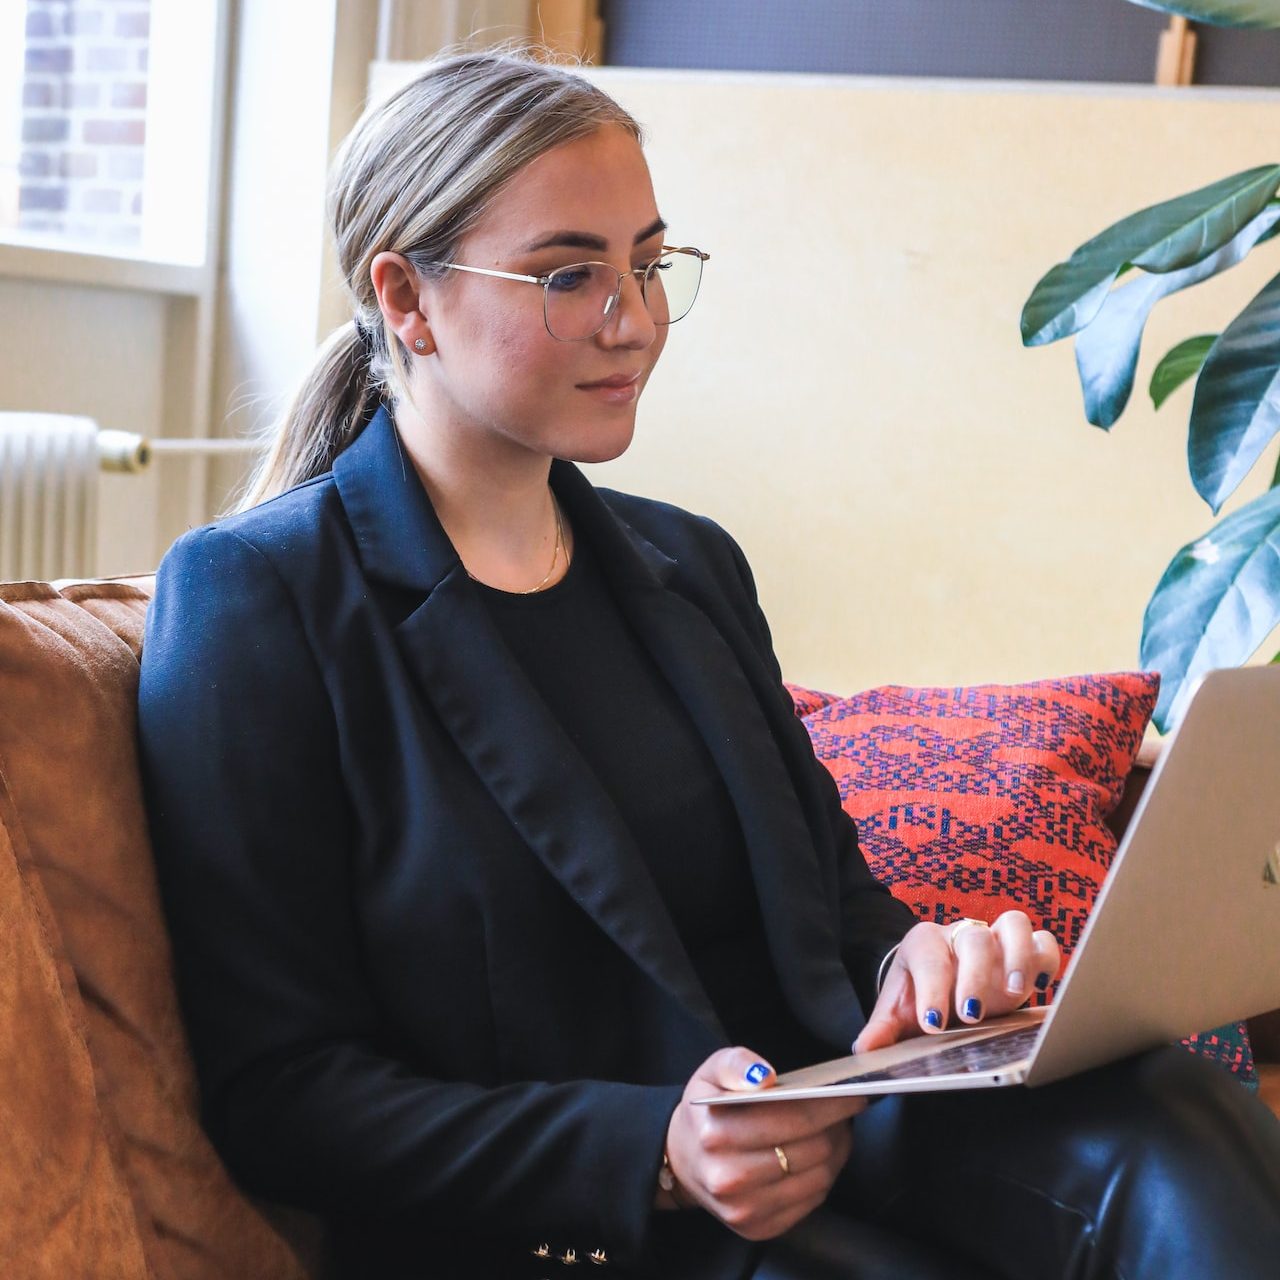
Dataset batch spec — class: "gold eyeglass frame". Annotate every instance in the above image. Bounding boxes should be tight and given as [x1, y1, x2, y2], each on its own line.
[428, 245, 710, 341]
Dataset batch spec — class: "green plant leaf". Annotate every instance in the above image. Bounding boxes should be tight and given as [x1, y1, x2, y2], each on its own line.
[1151, 335, 1219, 409]
[1021, 168, 1280, 348]
[1189, 267, 1280, 511]
[1257, 215, 1280, 247]
[1072, 204, 1280, 428]
[1126, 0, 1280, 28]
[1140, 485, 1280, 731]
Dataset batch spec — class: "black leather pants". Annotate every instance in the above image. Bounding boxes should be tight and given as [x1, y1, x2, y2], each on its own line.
[754, 1047, 1280, 1280]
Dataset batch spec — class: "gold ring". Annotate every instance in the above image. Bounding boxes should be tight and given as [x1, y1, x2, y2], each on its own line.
[774, 1145, 791, 1176]
[948, 917, 990, 950]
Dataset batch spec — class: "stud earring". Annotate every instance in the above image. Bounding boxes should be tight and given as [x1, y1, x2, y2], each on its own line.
[413, 337, 426, 352]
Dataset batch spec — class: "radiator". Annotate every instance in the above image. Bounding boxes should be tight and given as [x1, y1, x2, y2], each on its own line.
[0, 415, 100, 582]
[0, 414, 258, 582]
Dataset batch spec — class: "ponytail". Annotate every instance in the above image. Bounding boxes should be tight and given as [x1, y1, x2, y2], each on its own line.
[232, 321, 382, 513]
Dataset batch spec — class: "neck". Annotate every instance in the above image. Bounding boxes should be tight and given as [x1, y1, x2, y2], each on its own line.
[391, 404, 572, 593]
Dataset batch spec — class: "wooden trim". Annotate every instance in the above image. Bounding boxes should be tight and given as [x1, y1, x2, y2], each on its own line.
[528, 0, 605, 63]
[1155, 16, 1198, 87]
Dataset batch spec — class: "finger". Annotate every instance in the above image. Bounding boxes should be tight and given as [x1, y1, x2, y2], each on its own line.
[950, 920, 999, 1022]
[697, 1087, 864, 1160]
[1030, 929, 1063, 994]
[990, 909, 1037, 1002]
[708, 1123, 854, 1241]
[853, 962, 921, 1054]
[694, 1046, 778, 1094]
[750, 1095, 866, 1148]
[723, 1127, 847, 1193]
[734, 1161, 847, 1242]
[902, 923, 956, 1033]
[718, 1161, 843, 1242]
[774, 1121, 853, 1182]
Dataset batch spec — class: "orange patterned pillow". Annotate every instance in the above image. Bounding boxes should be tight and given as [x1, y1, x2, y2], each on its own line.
[793, 673, 1159, 983]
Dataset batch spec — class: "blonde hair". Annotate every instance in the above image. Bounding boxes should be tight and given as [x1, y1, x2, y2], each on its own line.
[235, 47, 642, 512]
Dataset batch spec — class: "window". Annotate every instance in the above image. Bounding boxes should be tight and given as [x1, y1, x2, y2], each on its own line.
[0, 1, 23, 228]
[1, 0, 220, 265]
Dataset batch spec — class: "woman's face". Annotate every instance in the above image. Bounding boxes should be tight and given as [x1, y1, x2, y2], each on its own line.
[411, 124, 670, 468]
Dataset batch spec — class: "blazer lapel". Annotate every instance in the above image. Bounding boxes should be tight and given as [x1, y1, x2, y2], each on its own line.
[556, 466, 864, 1049]
[333, 410, 722, 1038]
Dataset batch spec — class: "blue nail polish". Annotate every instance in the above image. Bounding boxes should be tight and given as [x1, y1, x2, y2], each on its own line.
[1035, 972, 1052, 991]
[745, 1062, 771, 1086]
[963, 997, 983, 1020]
[924, 1008, 942, 1030]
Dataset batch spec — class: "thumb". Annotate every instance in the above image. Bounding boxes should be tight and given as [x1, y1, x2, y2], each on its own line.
[695, 1045, 777, 1094]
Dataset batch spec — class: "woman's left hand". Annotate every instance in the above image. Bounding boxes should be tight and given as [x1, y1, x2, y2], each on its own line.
[852, 912, 1062, 1054]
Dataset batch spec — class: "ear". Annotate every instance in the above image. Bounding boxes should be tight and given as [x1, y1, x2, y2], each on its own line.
[370, 251, 436, 355]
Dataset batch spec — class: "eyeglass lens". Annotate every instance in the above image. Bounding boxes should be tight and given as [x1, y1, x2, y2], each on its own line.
[543, 250, 703, 341]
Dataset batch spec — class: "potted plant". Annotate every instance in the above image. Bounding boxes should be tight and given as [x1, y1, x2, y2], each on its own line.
[1021, 0, 1280, 731]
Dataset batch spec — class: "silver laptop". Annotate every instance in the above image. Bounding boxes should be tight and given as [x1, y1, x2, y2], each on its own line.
[697, 665, 1280, 1104]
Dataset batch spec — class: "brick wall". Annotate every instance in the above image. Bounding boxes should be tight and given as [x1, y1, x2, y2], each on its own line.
[19, 0, 150, 248]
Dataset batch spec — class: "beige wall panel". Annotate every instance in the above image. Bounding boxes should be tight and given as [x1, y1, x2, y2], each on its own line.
[0, 278, 166, 575]
[562, 70, 1280, 695]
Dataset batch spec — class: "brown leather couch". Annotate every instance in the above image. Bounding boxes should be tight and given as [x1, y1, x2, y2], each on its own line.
[1, 574, 1275, 1278]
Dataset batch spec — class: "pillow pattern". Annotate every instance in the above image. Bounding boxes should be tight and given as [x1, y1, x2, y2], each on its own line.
[787, 673, 1257, 1085]
[785, 683, 840, 719]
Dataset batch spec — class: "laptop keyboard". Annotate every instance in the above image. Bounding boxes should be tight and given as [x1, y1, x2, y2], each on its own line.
[833, 1023, 1043, 1085]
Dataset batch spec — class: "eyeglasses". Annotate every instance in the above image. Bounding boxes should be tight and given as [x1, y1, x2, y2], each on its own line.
[428, 245, 709, 342]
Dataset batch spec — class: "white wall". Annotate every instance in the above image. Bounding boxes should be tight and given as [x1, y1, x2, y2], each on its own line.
[565, 69, 1280, 694]
[0, 276, 168, 573]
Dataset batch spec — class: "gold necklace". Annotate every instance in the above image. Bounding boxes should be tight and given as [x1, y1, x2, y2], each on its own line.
[466, 495, 567, 594]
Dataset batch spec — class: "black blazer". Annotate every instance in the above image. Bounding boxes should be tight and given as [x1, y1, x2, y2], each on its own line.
[138, 406, 915, 1280]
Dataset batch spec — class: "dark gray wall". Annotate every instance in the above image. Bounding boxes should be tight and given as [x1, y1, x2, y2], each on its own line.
[603, 1, 1280, 87]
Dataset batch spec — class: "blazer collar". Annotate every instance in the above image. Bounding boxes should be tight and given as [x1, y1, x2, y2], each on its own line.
[333, 405, 675, 597]
[332, 405, 456, 594]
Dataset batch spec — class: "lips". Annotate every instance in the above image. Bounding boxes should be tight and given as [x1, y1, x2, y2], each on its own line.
[576, 372, 642, 390]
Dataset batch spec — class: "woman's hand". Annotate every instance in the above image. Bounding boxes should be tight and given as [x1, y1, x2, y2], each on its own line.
[853, 912, 1062, 1055]
[661, 1047, 866, 1241]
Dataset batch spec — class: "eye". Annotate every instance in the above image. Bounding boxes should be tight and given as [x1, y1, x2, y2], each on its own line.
[547, 266, 593, 293]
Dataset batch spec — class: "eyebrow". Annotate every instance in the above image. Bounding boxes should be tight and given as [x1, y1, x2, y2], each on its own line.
[522, 216, 668, 254]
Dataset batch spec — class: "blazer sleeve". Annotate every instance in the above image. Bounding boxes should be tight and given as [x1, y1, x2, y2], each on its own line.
[709, 523, 918, 1012]
[137, 525, 681, 1260]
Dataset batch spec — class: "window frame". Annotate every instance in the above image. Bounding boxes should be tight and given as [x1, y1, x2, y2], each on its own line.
[0, 0, 229, 292]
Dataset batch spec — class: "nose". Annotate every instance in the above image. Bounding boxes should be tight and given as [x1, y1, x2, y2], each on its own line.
[596, 270, 656, 349]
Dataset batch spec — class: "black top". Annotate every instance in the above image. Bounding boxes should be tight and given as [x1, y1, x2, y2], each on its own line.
[476, 535, 827, 1070]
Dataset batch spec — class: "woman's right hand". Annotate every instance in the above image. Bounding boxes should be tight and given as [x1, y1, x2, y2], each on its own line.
[662, 1047, 867, 1241]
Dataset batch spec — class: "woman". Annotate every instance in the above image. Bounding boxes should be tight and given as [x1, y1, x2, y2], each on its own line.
[138, 49, 1280, 1280]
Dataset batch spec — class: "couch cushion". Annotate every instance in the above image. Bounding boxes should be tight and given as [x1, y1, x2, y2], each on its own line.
[0, 774, 151, 1277]
[0, 580, 315, 1279]
[788, 673, 1256, 1085]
